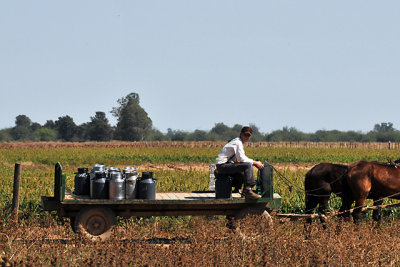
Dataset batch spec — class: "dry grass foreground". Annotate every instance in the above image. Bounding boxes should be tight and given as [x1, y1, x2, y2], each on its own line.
[0, 216, 399, 266]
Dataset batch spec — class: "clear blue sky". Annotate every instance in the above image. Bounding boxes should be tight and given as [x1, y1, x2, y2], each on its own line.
[1, 1, 400, 134]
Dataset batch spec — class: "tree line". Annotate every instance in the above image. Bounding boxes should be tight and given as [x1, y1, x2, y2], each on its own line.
[0, 92, 398, 143]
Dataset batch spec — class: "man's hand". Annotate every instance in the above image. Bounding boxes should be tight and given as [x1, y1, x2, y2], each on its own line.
[253, 161, 264, 170]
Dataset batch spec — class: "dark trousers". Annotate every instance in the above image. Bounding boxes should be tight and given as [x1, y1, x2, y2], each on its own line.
[216, 162, 255, 190]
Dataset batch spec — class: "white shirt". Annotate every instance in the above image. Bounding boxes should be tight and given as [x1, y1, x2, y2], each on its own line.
[215, 137, 253, 165]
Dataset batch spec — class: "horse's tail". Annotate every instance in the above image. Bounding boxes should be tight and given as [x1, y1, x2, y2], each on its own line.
[340, 166, 353, 213]
[304, 166, 316, 210]
[304, 165, 316, 193]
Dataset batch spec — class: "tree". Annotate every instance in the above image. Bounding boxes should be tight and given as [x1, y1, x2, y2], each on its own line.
[248, 123, 264, 142]
[43, 120, 55, 129]
[30, 122, 41, 132]
[15, 115, 31, 127]
[55, 115, 78, 141]
[210, 123, 237, 141]
[34, 128, 57, 141]
[210, 122, 230, 136]
[10, 115, 32, 140]
[166, 128, 188, 141]
[111, 92, 140, 119]
[86, 112, 113, 141]
[0, 129, 12, 142]
[373, 122, 395, 133]
[189, 129, 208, 141]
[145, 128, 167, 141]
[111, 93, 152, 141]
[266, 127, 308, 142]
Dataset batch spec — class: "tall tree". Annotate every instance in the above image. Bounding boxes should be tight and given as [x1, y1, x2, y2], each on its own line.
[111, 93, 152, 141]
[373, 122, 395, 133]
[86, 112, 113, 141]
[10, 115, 32, 140]
[210, 122, 230, 136]
[55, 115, 78, 141]
[210, 122, 237, 141]
[15, 115, 31, 127]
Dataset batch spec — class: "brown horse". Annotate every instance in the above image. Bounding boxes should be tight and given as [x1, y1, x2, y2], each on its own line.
[344, 160, 400, 223]
[304, 163, 351, 225]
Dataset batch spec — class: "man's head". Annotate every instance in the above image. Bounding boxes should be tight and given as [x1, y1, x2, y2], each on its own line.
[240, 126, 252, 143]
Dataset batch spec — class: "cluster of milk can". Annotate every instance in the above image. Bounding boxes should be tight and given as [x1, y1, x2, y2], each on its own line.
[73, 164, 157, 200]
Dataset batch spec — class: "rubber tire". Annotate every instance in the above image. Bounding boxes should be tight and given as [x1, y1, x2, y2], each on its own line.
[234, 207, 273, 241]
[75, 207, 117, 242]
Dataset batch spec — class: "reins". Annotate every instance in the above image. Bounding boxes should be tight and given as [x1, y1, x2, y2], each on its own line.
[271, 165, 342, 197]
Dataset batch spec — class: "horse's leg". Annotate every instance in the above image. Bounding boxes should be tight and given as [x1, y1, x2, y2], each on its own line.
[352, 194, 367, 224]
[372, 198, 383, 225]
[339, 196, 353, 222]
[304, 194, 318, 225]
[347, 171, 370, 224]
[340, 179, 354, 221]
[317, 196, 330, 229]
[304, 194, 318, 239]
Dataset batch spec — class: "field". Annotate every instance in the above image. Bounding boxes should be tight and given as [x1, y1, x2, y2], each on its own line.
[0, 141, 400, 265]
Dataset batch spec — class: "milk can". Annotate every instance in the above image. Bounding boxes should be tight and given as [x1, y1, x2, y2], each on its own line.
[109, 171, 125, 200]
[90, 164, 106, 180]
[138, 172, 156, 199]
[124, 167, 139, 199]
[74, 167, 89, 195]
[90, 171, 108, 199]
[108, 167, 121, 173]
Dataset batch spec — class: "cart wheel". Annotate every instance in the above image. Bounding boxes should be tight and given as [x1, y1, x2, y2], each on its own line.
[75, 207, 117, 242]
[234, 207, 273, 241]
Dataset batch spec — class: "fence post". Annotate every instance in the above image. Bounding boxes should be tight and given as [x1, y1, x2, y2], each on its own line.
[11, 163, 21, 224]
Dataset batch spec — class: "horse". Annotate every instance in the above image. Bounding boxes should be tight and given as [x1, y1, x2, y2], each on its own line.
[304, 163, 351, 225]
[344, 160, 400, 223]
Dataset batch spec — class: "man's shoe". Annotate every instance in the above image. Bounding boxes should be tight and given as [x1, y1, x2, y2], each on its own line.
[243, 189, 261, 199]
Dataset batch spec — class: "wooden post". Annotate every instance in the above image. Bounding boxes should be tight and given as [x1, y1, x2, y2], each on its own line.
[11, 163, 21, 224]
[388, 141, 391, 150]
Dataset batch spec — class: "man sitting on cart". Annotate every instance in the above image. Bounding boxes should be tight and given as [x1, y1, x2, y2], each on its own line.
[215, 126, 264, 199]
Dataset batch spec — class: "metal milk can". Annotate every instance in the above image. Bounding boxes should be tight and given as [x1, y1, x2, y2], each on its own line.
[124, 167, 139, 199]
[90, 171, 108, 199]
[109, 171, 125, 200]
[89, 164, 106, 180]
[74, 167, 89, 195]
[138, 171, 157, 200]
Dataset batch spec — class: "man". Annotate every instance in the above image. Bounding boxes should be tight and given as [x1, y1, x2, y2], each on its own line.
[215, 126, 264, 199]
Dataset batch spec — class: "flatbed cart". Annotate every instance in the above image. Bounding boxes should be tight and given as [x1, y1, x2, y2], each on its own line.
[42, 163, 281, 241]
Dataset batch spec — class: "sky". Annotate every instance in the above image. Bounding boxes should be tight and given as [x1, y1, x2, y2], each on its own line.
[1, 1, 400, 134]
